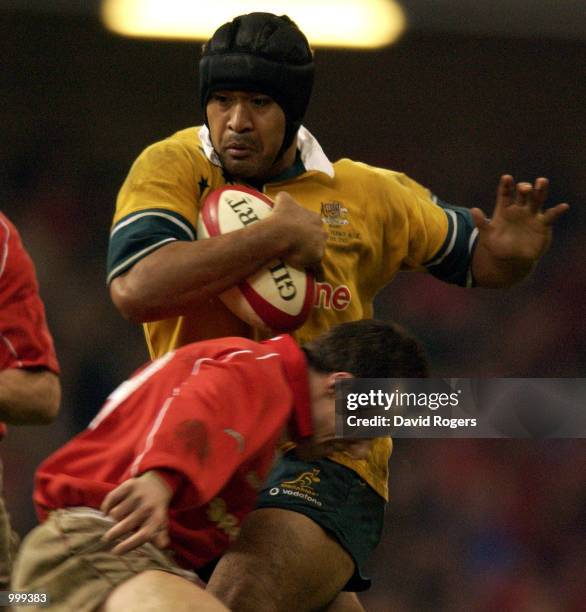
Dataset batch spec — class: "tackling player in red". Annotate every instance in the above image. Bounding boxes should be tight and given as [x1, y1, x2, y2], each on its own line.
[11, 319, 426, 611]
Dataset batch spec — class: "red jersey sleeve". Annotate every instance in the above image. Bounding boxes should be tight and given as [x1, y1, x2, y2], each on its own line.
[0, 213, 59, 373]
[129, 349, 295, 510]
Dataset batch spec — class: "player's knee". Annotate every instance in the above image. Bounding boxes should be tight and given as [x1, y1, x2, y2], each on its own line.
[103, 570, 228, 612]
[317, 591, 366, 612]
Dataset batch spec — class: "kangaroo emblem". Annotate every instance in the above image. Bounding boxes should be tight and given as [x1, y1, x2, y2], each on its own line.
[282, 468, 320, 488]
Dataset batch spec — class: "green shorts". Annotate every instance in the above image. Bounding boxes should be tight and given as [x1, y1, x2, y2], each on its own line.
[256, 453, 385, 592]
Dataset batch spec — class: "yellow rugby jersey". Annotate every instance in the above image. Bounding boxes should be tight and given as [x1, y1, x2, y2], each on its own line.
[109, 126, 477, 500]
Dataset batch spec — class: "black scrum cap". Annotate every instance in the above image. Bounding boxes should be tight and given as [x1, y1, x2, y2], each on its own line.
[199, 13, 314, 153]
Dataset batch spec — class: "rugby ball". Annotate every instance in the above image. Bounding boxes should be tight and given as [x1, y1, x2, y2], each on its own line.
[197, 186, 315, 333]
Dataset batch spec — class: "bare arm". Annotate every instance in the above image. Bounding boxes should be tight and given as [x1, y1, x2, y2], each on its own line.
[471, 175, 569, 287]
[110, 192, 327, 322]
[0, 368, 60, 424]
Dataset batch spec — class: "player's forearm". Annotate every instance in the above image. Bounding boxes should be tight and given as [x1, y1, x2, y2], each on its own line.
[110, 217, 293, 322]
[471, 240, 537, 288]
[0, 368, 60, 424]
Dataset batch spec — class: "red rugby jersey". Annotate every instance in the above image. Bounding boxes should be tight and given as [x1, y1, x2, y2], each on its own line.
[34, 334, 312, 570]
[0, 212, 60, 437]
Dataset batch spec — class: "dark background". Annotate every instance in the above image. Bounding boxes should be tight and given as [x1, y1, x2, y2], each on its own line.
[1, 6, 585, 610]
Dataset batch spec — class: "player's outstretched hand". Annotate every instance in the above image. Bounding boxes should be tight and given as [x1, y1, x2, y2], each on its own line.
[100, 471, 173, 555]
[268, 191, 328, 271]
[471, 175, 569, 262]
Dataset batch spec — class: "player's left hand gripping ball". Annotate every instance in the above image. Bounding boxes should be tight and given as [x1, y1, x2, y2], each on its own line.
[198, 186, 315, 333]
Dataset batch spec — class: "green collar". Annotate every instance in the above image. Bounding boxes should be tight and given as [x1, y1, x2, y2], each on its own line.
[246, 151, 306, 190]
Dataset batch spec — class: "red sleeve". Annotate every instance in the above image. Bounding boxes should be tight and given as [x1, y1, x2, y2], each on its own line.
[130, 350, 294, 510]
[0, 213, 59, 373]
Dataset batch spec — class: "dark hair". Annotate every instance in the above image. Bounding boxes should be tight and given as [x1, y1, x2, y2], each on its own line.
[199, 12, 314, 155]
[302, 319, 429, 378]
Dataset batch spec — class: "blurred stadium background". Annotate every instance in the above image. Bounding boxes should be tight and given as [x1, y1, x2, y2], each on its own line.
[1, 2, 585, 609]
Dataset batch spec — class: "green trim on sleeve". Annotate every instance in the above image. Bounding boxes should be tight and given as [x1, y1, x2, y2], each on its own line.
[424, 197, 479, 287]
[107, 208, 196, 284]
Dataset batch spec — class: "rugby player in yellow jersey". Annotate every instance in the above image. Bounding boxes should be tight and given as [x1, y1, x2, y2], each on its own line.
[107, 13, 569, 612]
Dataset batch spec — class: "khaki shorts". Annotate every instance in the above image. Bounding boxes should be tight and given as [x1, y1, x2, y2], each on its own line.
[0, 459, 20, 590]
[11, 508, 202, 612]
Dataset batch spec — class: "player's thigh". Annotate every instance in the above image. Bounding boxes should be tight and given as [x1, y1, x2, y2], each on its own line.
[207, 507, 354, 612]
[102, 570, 228, 612]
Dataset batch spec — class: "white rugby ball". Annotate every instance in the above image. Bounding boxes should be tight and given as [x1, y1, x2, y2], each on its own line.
[197, 186, 315, 333]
